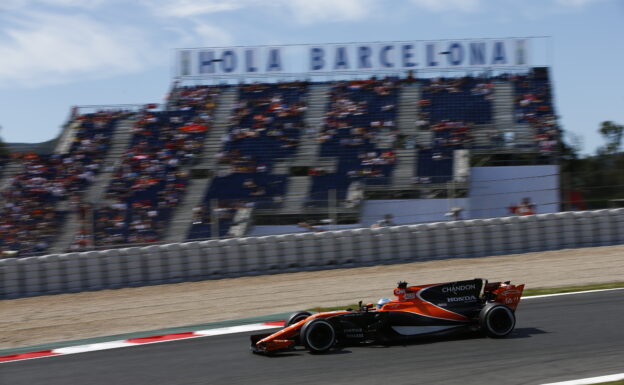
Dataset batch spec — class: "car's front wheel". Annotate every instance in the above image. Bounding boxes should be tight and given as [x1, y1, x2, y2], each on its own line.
[285, 311, 312, 327]
[479, 303, 516, 338]
[301, 318, 336, 354]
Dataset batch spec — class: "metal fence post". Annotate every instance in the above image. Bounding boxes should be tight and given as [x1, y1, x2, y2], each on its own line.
[211, 198, 219, 240]
[329, 189, 337, 231]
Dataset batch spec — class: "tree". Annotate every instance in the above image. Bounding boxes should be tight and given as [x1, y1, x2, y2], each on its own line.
[0, 125, 10, 160]
[597, 121, 623, 155]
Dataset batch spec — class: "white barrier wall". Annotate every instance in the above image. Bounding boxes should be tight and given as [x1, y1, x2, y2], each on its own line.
[469, 165, 560, 218]
[1, 209, 623, 299]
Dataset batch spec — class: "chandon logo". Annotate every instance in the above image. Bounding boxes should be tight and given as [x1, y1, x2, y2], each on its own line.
[442, 284, 476, 293]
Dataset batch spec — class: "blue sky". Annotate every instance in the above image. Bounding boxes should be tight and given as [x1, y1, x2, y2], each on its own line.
[0, 0, 622, 155]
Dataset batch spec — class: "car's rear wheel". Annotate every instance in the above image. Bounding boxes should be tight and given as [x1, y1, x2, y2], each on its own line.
[285, 311, 312, 327]
[480, 303, 516, 338]
[301, 319, 336, 354]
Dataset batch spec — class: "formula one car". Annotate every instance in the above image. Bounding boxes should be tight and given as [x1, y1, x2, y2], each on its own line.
[251, 278, 524, 354]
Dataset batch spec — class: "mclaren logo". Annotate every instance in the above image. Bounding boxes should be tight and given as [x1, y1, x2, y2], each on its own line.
[442, 284, 476, 294]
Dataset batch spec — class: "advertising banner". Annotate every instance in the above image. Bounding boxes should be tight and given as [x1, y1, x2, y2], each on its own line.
[176, 38, 532, 78]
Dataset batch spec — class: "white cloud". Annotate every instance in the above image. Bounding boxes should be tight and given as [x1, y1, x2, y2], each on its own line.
[145, 0, 245, 18]
[279, 0, 377, 24]
[166, 21, 235, 49]
[408, 0, 482, 13]
[192, 23, 235, 46]
[0, 12, 153, 88]
[146, 0, 377, 23]
[554, 0, 604, 7]
[0, 0, 106, 10]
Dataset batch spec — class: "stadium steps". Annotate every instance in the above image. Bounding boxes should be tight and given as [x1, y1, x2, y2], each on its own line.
[54, 119, 81, 154]
[274, 82, 333, 172]
[48, 117, 137, 253]
[0, 161, 23, 191]
[83, 117, 137, 205]
[0, 161, 23, 217]
[273, 83, 334, 213]
[280, 176, 312, 212]
[304, 82, 330, 132]
[396, 82, 421, 135]
[193, 86, 238, 169]
[397, 82, 431, 147]
[272, 157, 336, 174]
[472, 123, 498, 148]
[386, 82, 420, 188]
[162, 86, 239, 243]
[492, 81, 534, 149]
[391, 148, 417, 186]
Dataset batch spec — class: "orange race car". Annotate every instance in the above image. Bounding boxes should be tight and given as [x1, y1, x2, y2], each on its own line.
[251, 278, 524, 355]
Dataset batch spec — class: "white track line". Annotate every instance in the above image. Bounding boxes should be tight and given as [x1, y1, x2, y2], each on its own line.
[195, 323, 280, 336]
[541, 372, 624, 385]
[523, 287, 624, 300]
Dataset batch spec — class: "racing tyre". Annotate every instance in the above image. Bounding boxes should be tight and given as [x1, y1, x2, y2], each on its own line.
[479, 303, 516, 338]
[286, 311, 312, 327]
[301, 319, 336, 354]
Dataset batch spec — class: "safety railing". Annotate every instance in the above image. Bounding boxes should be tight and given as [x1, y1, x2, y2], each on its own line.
[1, 208, 623, 299]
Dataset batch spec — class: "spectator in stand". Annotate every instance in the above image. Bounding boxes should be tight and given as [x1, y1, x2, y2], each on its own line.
[509, 197, 536, 216]
[371, 214, 395, 228]
[512, 74, 558, 153]
[0, 110, 126, 256]
[223, 81, 307, 167]
[88, 85, 220, 247]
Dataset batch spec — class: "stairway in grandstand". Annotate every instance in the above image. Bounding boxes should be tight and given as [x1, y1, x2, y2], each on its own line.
[0, 162, 22, 191]
[483, 80, 534, 151]
[391, 82, 420, 188]
[163, 86, 239, 243]
[396, 82, 421, 139]
[276, 83, 333, 213]
[83, 117, 137, 205]
[0, 115, 78, 193]
[49, 117, 137, 253]
[273, 83, 336, 213]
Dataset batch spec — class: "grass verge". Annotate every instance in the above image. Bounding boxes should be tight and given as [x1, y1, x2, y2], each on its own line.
[308, 281, 624, 313]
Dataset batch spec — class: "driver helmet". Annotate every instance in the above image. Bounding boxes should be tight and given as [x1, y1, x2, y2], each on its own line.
[377, 298, 391, 309]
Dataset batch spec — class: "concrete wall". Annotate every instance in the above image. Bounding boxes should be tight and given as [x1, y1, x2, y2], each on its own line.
[360, 198, 470, 226]
[468, 165, 560, 218]
[1, 209, 622, 300]
[248, 224, 361, 236]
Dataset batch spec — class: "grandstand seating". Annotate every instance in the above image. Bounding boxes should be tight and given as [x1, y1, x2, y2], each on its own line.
[415, 148, 454, 184]
[513, 75, 553, 123]
[309, 78, 399, 205]
[420, 77, 493, 124]
[220, 81, 307, 167]
[186, 82, 306, 239]
[93, 86, 220, 246]
[512, 74, 558, 154]
[0, 71, 560, 256]
[0, 111, 123, 255]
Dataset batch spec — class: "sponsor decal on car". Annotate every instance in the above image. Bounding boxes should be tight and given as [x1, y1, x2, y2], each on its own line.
[344, 328, 364, 338]
[446, 295, 477, 303]
[442, 284, 476, 294]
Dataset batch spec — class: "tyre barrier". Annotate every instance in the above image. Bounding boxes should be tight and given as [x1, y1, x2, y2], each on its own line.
[1, 209, 624, 299]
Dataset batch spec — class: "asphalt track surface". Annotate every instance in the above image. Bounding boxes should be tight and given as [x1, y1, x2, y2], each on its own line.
[3, 290, 623, 385]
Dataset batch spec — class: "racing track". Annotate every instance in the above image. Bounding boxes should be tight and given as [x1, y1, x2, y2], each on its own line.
[2, 290, 623, 385]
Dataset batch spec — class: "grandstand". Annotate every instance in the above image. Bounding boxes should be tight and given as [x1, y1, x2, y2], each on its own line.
[0, 38, 561, 257]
